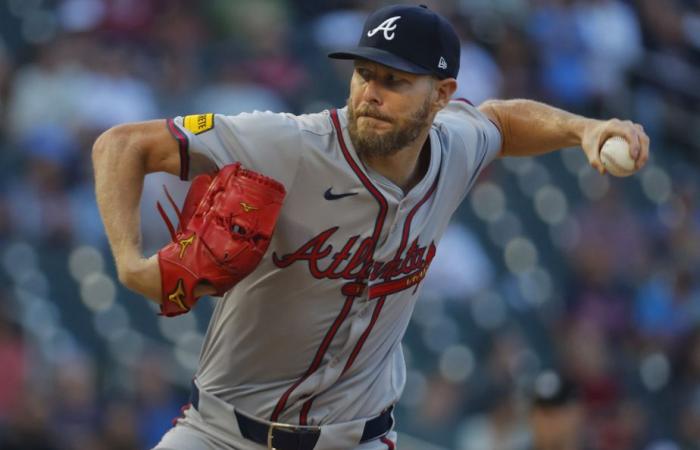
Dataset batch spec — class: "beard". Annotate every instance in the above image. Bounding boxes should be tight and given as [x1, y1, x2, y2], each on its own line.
[347, 96, 432, 159]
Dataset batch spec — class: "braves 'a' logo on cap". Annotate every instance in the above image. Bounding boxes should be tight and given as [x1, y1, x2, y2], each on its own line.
[367, 16, 401, 40]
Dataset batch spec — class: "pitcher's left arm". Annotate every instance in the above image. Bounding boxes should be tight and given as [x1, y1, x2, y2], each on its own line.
[479, 99, 649, 174]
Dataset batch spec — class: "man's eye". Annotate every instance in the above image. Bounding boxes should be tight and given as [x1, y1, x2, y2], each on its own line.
[386, 76, 405, 86]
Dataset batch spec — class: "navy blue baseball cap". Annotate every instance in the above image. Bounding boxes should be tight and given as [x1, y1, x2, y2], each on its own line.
[328, 4, 460, 79]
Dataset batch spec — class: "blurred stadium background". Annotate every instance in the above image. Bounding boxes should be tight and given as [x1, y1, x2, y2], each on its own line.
[0, 0, 699, 449]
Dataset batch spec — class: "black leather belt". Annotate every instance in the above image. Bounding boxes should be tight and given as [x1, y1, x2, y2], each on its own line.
[189, 382, 393, 450]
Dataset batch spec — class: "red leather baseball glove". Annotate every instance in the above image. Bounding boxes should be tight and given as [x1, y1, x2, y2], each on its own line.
[156, 163, 286, 317]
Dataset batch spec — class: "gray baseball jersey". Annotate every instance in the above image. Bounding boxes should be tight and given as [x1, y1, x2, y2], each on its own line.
[167, 99, 500, 427]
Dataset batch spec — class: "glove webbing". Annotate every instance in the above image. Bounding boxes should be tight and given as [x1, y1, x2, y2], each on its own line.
[156, 185, 182, 242]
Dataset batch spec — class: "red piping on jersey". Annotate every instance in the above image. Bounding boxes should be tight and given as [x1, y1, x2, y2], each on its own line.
[360, 172, 440, 298]
[397, 172, 440, 256]
[454, 97, 474, 106]
[270, 296, 355, 422]
[329, 109, 389, 216]
[166, 118, 190, 181]
[170, 403, 191, 426]
[299, 295, 388, 424]
[299, 115, 440, 424]
[338, 174, 439, 376]
[381, 436, 396, 449]
[271, 109, 389, 423]
[341, 296, 387, 375]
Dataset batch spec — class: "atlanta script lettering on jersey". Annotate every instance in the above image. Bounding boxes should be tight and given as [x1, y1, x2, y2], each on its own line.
[272, 227, 436, 298]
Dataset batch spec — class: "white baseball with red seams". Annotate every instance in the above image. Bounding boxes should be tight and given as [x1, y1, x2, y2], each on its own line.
[160, 99, 501, 449]
[600, 136, 636, 177]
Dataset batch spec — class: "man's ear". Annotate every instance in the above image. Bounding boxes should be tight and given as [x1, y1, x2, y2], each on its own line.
[432, 78, 458, 112]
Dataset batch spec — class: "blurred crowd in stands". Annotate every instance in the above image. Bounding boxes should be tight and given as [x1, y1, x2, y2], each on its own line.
[0, 0, 699, 449]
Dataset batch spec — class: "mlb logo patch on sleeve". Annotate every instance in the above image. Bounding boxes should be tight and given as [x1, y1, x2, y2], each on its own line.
[183, 113, 214, 134]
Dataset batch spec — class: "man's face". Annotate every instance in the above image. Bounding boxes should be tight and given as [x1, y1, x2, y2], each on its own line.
[347, 60, 436, 159]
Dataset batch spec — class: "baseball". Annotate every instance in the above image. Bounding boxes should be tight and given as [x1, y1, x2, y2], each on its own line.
[600, 136, 636, 177]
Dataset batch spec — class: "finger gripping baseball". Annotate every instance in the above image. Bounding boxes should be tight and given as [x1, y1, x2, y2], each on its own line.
[157, 163, 286, 317]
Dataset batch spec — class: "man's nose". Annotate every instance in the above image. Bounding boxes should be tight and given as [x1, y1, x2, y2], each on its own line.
[361, 79, 383, 105]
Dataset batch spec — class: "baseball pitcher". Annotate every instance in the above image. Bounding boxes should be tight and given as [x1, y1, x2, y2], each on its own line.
[92, 4, 649, 450]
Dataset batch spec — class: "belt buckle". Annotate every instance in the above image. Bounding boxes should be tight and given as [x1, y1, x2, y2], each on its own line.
[267, 421, 316, 450]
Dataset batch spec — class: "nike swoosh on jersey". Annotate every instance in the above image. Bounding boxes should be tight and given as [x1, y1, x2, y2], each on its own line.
[324, 188, 358, 200]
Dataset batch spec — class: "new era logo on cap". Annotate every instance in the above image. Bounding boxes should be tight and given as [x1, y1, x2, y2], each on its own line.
[328, 4, 460, 79]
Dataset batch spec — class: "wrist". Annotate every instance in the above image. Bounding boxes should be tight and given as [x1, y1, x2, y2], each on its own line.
[115, 247, 141, 285]
[116, 257, 144, 291]
[570, 117, 599, 147]
[117, 254, 162, 301]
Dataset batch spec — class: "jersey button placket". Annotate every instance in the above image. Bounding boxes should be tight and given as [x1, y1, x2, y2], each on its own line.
[360, 305, 370, 318]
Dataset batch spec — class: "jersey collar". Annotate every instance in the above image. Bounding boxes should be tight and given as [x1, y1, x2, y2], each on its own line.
[335, 107, 442, 202]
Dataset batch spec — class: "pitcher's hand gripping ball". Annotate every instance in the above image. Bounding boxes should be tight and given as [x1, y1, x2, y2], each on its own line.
[600, 136, 637, 177]
[156, 163, 286, 317]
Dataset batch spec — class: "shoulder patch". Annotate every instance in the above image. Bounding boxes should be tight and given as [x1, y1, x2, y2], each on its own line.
[183, 113, 214, 134]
